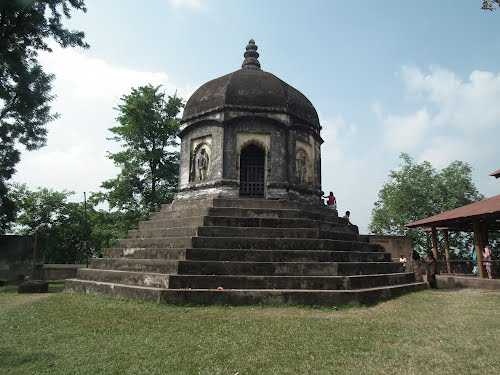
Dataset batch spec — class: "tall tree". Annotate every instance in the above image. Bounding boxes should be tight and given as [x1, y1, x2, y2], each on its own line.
[100, 85, 183, 218]
[369, 154, 483, 255]
[482, 0, 500, 10]
[0, 0, 88, 233]
[9, 184, 131, 262]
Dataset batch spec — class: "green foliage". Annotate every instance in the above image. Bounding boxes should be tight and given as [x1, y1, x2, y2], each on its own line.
[482, 0, 500, 11]
[0, 0, 88, 233]
[9, 184, 130, 263]
[369, 154, 483, 256]
[0, 182, 16, 233]
[100, 85, 183, 218]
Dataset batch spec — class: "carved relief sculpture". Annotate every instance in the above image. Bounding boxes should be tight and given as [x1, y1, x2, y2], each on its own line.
[296, 150, 307, 184]
[196, 147, 210, 181]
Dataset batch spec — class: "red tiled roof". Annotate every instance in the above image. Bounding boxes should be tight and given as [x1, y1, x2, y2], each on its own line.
[406, 195, 500, 228]
[490, 169, 500, 178]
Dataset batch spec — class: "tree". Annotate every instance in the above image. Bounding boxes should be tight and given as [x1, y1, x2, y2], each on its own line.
[0, 0, 88, 233]
[482, 0, 500, 10]
[369, 154, 483, 256]
[9, 184, 87, 263]
[100, 85, 183, 219]
[9, 184, 131, 263]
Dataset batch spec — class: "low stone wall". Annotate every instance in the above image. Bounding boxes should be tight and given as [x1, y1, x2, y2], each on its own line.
[361, 234, 412, 261]
[48, 264, 80, 280]
[36, 264, 85, 281]
[437, 275, 500, 290]
[0, 235, 33, 282]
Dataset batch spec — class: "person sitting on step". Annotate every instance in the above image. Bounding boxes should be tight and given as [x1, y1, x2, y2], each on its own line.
[322, 191, 337, 210]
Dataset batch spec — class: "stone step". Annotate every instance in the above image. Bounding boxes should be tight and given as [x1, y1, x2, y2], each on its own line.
[176, 260, 402, 276]
[184, 248, 391, 263]
[162, 198, 303, 211]
[78, 268, 170, 288]
[159, 283, 427, 306]
[103, 247, 187, 259]
[65, 278, 427, 306]
[117, 236, 381, 252]
[212, 198, 302, 210]
[129, 226, 323, 240]
[139, 216, 204, 230]
[65, 279, 164, 303]
[161, 199, 214, 211]
[88, 258, 178, 273]
[102, 247, 391, 262]
[169, 272, 415, 290]
[209, 207, 345, 222]
[150, 207, 209, 220]
[153, 207, 341, 222]
[191, 236, 382, 252]
[196, 226, 357, 241]
[140, 215, 352, 233]
[202, 216, 350, 231]
[118, 237, 192, 249]
[128, 227, 198, 239]
[130, 226, 352, 240]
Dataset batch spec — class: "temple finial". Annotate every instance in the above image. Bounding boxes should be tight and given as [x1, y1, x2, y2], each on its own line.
[242, 39, 261, 70]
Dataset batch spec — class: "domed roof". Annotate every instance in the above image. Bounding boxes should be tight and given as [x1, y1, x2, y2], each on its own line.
[182, 40, 320, 129]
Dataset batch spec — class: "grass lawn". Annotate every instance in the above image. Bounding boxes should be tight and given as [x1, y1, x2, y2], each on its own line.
[1, 286, 500, 375]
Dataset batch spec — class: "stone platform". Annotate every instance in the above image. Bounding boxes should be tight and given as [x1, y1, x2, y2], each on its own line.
[65, 198, 426, 306]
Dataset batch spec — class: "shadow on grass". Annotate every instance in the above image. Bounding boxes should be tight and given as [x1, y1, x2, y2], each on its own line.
[0, 349, 56, 369]
[0, 282, 65, 294]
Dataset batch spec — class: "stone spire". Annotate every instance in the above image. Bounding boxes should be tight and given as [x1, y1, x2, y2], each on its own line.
[242, 39, 261, 70]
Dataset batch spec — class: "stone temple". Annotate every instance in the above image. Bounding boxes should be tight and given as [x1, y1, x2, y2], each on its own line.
[66, 40, 425, 305]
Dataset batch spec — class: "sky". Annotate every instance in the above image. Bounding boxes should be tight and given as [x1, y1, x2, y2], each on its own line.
[13, 0, 500, 232]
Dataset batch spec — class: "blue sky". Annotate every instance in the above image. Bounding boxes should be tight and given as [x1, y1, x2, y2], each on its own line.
[15, 0, 500, 232]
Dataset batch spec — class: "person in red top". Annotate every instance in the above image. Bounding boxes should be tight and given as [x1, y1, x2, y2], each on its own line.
[323, 192, 337, 210]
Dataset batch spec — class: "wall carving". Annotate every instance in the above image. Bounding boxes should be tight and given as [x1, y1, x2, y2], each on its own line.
[189, 136, 212, 182]
[295, 149, 308, 184]
[295, 139, 314, 185]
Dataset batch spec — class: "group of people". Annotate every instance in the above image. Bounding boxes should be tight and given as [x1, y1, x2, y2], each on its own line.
[323, 192, 351, 223]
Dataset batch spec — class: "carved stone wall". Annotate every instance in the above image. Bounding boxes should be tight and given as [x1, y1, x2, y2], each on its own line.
[179, 122, 223, 190]
[178, 114, 322, 204]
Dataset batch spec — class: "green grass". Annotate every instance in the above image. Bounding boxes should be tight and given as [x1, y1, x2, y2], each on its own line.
[1, 287, 500, 375]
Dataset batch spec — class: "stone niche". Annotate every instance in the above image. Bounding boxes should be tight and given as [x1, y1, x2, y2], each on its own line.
[189, 135, 212, 183]
[293, 131, 321, 190]
[178, 122, 225, 198]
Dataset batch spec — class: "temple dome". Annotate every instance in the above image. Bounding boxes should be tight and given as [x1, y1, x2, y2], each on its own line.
[182, 40, 320, 130]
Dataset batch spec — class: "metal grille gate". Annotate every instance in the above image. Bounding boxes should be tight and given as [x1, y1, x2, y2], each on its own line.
[239, 144, 265, 197]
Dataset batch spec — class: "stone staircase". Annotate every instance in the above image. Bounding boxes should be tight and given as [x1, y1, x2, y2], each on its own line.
[65, 198, 426, 306]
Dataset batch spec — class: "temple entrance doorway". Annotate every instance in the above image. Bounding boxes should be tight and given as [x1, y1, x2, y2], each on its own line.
[239, 144, 265, 197]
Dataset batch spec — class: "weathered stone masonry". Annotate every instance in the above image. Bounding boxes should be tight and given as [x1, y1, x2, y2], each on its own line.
[177, 39, 323, 204]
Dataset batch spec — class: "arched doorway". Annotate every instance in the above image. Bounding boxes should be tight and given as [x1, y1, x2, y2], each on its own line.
[239, 144, 265, 197]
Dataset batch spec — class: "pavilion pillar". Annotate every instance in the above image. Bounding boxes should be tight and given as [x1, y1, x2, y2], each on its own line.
[430, 226, 439, 260]
[443, 229, 451, 274]
[473, 221, 486, 279]
[481, 222, 489, 244]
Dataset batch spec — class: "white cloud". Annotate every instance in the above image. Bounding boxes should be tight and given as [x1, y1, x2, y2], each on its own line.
[418, 137, 472, 168]
[168, 0, 204, 10]
[321, 115, 357, 162]
[40, 47, 169, 101]
[400, 66, 500, 133]
[13, 46, 191, 197]
[383, 109, 430, 151]
[400, 65, 461, 105]
[381, 66, 500, 166]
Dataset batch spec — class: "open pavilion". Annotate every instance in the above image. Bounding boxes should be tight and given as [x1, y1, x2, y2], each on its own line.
[406, 169, 500, 279]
